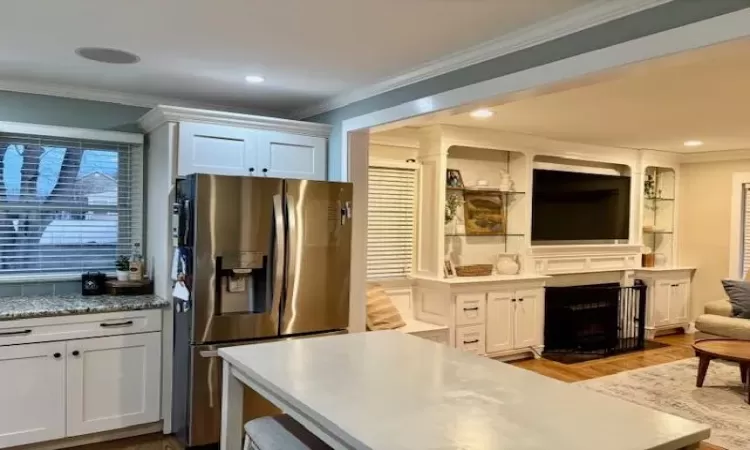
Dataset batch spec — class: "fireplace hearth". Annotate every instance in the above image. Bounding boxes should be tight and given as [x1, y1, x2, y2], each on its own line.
[543, 282, 646, 362]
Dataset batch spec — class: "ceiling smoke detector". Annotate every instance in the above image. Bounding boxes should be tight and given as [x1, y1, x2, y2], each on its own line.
[75, 47, 140, 64]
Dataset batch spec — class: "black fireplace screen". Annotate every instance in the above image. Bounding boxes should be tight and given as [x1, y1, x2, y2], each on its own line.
[544, 281, 647, 357]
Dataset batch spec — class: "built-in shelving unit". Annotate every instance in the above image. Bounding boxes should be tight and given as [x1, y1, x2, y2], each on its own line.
[642, 166, 676, 267]
[443, 145, 528, 269]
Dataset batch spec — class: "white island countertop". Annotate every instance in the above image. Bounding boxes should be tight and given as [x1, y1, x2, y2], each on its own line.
[220, 331, 709, 450]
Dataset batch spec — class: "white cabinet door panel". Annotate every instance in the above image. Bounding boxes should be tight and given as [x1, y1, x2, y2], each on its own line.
[669, 280, 690, 324]
[257, 132, 326, 180]
[0, 342, 66, 448]
[66, 333, 161, 436]
[652, 280, 672, 327]
[485, 291, 514, 354]
[178, 122, 257, 177]
[514, 289, 542, 349]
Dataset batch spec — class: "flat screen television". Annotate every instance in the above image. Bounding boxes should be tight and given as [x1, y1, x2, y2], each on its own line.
[532, 169, 630, 243]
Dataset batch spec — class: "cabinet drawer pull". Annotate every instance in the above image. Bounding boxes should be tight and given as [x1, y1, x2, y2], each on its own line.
[53, 352, 61, 359]
[463, 339, 479, 344]
[0, 329, 31, 337]
[100, 320, 134, 328]
[463, 307, 479, 312]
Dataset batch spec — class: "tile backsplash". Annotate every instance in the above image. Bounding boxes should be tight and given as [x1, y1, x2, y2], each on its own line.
[0, 281, 80, 297]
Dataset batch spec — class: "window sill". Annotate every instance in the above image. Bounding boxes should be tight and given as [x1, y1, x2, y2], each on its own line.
[0, 272, 114, 284]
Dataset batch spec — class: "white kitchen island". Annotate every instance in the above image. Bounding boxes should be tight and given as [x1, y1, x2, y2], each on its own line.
[218, 331, 709, 450]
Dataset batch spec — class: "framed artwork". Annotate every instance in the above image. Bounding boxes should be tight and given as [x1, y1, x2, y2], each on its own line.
[444, 259, 456, 277]
[446, 169, 464, 188]
[463, 192, 506, 236]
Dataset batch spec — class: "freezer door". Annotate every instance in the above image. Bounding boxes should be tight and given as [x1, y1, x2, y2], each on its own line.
[281, 180, 352, 335]
[191, 175, 285, 343]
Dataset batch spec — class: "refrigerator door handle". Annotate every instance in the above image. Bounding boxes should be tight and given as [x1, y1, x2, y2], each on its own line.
[272, 194, 285, 317]
[285, 193, 298, 314]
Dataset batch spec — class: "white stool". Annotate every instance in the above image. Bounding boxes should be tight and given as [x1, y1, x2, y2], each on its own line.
[243, 415, 332, 450]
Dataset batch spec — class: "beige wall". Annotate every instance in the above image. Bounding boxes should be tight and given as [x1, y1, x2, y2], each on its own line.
[678, 159, 750, 317]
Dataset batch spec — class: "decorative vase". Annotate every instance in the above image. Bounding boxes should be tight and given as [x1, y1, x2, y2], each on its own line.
[496, 253, 520, 275]
[116, 270, 130, 281]
[498, 169, 513, 192]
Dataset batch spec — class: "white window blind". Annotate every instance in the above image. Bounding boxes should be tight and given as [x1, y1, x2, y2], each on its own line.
[742, 184, 750, 278]
[0, 133, 143, 276]
[367, 164, 417, 280]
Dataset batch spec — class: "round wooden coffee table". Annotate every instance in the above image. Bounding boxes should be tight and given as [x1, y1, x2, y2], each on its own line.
[692, 338, 750, 403]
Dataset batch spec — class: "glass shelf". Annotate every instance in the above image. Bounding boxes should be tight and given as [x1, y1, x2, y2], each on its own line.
[446, 187, 526, 195]
[445, 233, 525, 237]
[644, 197, 674, 202]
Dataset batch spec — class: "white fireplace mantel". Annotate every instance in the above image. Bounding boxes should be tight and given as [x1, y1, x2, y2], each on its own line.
[528, 244, 642, 275]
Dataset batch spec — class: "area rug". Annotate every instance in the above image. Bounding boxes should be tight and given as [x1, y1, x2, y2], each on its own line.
[577, 358, 750, 450]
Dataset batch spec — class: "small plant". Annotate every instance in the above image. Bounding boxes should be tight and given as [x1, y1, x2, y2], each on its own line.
[115, 255, 130, 271]
[445, 193, 462, 224]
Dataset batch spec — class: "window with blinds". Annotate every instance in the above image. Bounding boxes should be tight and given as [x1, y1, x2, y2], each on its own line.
[0, 133, 142, 276]
[367, 164, 417, 280]
[742, 183, 750, 278]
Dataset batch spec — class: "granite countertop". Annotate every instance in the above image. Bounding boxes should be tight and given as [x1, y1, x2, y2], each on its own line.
[0, 294, 170, 321]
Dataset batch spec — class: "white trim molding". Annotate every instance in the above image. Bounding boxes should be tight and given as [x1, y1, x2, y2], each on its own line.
[681, 149, 750, 164]
[0, 79, 284, 118]
[290, 0, 672, 119]
[138, 105, 331, 137]
[0, 120, 143, 144]
[728, 172, 750, 279]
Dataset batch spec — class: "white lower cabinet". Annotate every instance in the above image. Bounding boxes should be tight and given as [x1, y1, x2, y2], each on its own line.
[0, 342, 66, 448]
[485, 288, 543, 355]
[0, 311, 162, 448]
[66, 333, 162, 437]
[636, 269, 693, 336]
[485, 291, 514, 353]
[513, 289, 543, 349]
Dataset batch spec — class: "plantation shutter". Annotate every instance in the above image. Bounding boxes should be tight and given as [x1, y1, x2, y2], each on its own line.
[367, 164, 417, 280]
[743, 184, 750, 278]
[0, 133, 143, 276]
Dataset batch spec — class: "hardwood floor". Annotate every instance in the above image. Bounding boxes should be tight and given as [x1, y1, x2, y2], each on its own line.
[72, 333, 723, 450]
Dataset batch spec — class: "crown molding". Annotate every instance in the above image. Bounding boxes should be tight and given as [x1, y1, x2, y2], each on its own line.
[0, 78, 284, 117]
[290, 0, 672, 119]
[138, 105, 332, 137]
[680, 148, 750, 164]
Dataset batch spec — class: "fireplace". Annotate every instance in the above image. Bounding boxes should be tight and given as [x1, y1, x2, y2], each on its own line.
[544, 282, 646, 359]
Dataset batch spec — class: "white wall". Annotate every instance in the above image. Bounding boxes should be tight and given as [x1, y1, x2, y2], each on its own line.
[678, 158, 750, 317]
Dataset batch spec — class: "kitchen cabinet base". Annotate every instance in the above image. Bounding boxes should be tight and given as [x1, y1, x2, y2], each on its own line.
[10, 422, 162, 450]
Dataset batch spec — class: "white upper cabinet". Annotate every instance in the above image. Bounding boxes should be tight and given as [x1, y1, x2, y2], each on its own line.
[0, 342, 66, 448]
[257, 131, 326, 180]
[178, 122, 258, 177]
[142, 106, 331, 181]
[66, 333, 161, 437]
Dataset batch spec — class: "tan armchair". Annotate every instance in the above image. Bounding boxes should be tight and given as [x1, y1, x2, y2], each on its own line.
[694, 299, 750, 340]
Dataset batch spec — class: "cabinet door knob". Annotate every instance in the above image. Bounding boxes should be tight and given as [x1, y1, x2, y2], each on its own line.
[248, 167, 255, 173]
[262, 168, 268, 173]
[511, 298, 517, 302]
[53, 352, 61, 359]
[519, 298, 524, 302]
[72, 350, 80, 357]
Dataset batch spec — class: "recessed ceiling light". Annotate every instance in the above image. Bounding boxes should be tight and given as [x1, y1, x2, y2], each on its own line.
[683, 140, 704, 147]
[75, 47, 140, 64]
[470, 108, 494, 119]
[244, 75, 265, 84]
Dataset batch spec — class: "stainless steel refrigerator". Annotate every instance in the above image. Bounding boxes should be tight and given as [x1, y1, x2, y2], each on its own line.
[172, 174, 352, 448]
